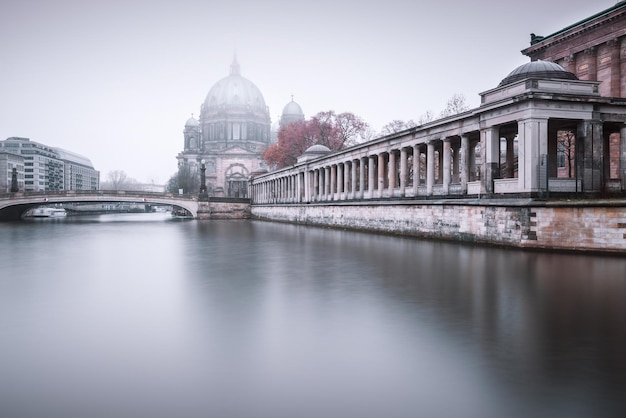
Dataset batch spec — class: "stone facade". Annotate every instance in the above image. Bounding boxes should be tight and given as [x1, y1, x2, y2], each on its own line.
[251, 201, 626, 254]
[196, 198, 251, 220]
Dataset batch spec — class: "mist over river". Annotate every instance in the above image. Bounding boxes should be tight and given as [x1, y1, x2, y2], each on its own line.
[1, 213, 625, 417]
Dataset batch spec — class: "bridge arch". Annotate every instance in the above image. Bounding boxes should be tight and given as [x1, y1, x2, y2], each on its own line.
[0, 191, 199, 221]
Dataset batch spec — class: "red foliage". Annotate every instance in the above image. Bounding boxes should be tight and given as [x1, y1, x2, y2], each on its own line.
[263, 111, 369, 169]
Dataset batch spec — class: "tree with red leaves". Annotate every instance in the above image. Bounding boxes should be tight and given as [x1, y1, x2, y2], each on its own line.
[263, 111, 368, 169]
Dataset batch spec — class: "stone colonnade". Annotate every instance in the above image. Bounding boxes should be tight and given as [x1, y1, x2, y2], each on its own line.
[250, 78, 626, 203]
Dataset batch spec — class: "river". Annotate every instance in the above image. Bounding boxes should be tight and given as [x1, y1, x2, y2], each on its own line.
[1, 212, 625, 418]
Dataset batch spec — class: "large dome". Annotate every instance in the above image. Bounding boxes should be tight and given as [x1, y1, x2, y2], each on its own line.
[499, 60, 578, 87]
[203, 56, 267, 112]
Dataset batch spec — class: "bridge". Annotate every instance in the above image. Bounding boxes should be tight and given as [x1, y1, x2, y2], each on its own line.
[0, 190, 200, 221]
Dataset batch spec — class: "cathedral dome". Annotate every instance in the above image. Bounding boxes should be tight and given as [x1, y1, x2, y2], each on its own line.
[282, 99, 304, 116]
[203, 56, 267, 112]
[499, 60, 578, 87]
[279, 97, 305, 128]
[185, 116, 198, 127]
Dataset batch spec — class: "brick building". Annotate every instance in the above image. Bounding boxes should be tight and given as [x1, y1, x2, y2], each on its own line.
[522, 1, 626, 179]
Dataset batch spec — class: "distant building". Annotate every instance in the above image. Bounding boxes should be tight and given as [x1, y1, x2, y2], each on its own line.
[177, 56, 304, 197]
[0, 137, 99, 192]
[521, 1, 626, 181]
[0, 151, 24, 193]
[522, 1, 626, 98]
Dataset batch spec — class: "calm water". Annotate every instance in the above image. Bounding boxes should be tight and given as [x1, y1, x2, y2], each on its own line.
[0, 213, 625, 418]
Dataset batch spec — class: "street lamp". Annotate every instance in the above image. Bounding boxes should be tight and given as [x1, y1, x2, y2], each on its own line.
[199, 159, 208, 200]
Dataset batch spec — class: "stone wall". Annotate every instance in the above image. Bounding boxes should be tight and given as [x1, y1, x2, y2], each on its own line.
[251, 201, 626, 254]
[197, 198, 251, 220]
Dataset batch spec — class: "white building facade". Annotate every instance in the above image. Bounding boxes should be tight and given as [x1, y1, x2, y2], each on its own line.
[0, 137, 99, 192]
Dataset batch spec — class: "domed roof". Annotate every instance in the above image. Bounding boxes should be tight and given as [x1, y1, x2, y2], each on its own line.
[203, 56, 267, 112]
[185, 115, 199, 127]
[304, 144, 331, 154]
[297, 144, 332, 163]
[499, 60, 578, 87]
[282, 99, 304, 116]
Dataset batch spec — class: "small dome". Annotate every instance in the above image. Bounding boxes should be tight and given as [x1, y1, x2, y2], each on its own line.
[499, 60, 578, 87]
[297, 144, 332, 163]
[282, 100, 304, 116]
[185, 116, 199, 127]
[304, 144, 331, 154]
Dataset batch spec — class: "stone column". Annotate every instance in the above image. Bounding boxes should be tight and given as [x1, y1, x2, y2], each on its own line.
[360, 157, 367, 199]
[344, 161, 350, 200]
[460, 134, 469, 193]
[483, 127, 500, 194]
[351, 159, 358, 199]
[443, 138, 451, 194]
[368, 155, 376, 199]
[378, 153, 385, 198]
[400, 147, 408, 197]
[413, 144, 420, 196]
[330, 165, 336, 200]
[452, 142, 460, 184]
[388, 150, 397, 195]
[505, 135, 515, 178]
[337, 163, 343, 200]
[578, 119, 604, 192]
[324, 166, 330, 200]
[619, 125, 626, 191]
[427, 141, 435, 196]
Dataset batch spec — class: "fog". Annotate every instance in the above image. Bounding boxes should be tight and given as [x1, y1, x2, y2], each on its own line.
[0, 0, 609, 183]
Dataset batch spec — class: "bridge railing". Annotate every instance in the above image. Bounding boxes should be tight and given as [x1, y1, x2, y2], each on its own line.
[0, 190, 200, 200]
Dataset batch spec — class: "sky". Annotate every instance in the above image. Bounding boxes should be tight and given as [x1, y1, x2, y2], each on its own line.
[0, 0, 614, 184]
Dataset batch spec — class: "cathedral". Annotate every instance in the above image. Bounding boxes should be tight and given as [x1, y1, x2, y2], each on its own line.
[177, 56, 304, 197]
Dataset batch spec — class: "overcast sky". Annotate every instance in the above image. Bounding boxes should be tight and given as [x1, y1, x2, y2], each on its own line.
[0, 0, 614, 184]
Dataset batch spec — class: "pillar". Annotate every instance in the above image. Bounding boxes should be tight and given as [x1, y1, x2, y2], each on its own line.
[351, 159, 358, 199]
[400, 147, 408, 197]
[378, 153, 385, 198]
[505, 135, 515, 178]
[443, 138, 451, 194]
[324, 166, 330, 200]
[360, 157, 367, 199]
[619, 125, 626, 191]
[578, 119, 604, 192]
[483, 127, 500, 194]
[460, 135, 469, 193]
[413, 145, 420, 195]
[336, 163, 343, 200]
[368, 155, 376, 198]
[344, 161, 350, 200]
[427, 141, 435, 195]
[388, 151, 397, 195]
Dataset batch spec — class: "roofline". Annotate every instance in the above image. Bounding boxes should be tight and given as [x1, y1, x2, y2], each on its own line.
[521, 1, 626, 55]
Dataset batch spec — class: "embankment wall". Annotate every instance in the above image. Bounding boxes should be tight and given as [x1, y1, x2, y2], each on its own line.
[251, 200, 626, 254]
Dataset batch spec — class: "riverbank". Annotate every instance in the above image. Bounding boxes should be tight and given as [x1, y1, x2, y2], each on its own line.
[251, 198, 626, 254]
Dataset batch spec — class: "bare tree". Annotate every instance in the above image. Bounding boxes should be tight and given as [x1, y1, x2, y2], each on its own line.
[417, 110, 434, 125]
[380, 120, 417, 135]
[167, 164, 200, 194]
[439, 93, 470, 118]
[101, 170, 138, 190]
[557, 130, 576, 178]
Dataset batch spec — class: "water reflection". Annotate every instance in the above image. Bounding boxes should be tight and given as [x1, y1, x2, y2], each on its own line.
[0, 215, 624, 417]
